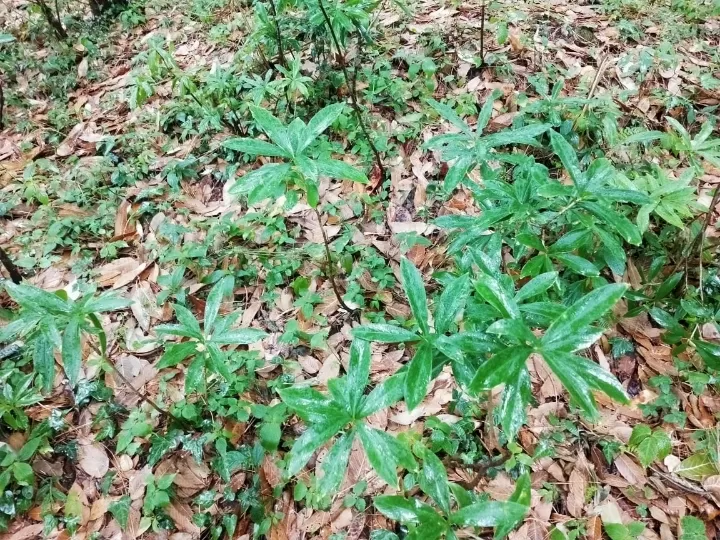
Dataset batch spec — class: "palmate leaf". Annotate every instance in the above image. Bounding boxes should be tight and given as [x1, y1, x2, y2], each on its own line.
[285, 409, 351, 476]
[301, 103, 346, 152]
[315, 157, 368, 183]
[357, 423, 415, 487]
[230, 163, 292, 197]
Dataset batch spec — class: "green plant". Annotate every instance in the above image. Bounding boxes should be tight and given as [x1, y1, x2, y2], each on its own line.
[1, 283, 131, 390]
[223, 103, 367, 207]
[155, 276, 267, 395]
[424, 92, 550, 193]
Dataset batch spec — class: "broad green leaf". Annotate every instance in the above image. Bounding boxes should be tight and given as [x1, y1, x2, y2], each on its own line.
[541, 349, 627, 419]
[248, 106, 292, 154]
[549, 130, 584, 188]
[474, 274, 521, 319]
[206, 342, 232, 381]
[373, 495, 439, 524]
[211, 327, 267, 345]
[477, 90, 502, 132]
[675, 452, 719, 482]
[450, 500, 528, 532]
[426, 98, 472, 135]
[0, 33, 16, 43]
[346, 339, 371, 416]
[401, 257, 430, 335]
[358, 424, 414, 487]
[655, 272, 684, 300]
[230, 163, 292, 196]
[486, 319, 537, 345]
[692, 340, 720, 370]
[359, 372, 406, 418]
[62, 317, 82, 387]
[434, 274, 471, 334]
[470, 346, 532, 393]
[315, 157, 368, 183]
[549, 229, 591, 253]
[5, 283, 71, 314]
[85, 294, 133, 314]
[156, 341, 197, 369]
[405, 342, 433, 411]
[555, 254, 600, 277]
[319, 430, 354, 496]
[286, 410, 350, 476]
[679, 515, 708, 540]
[629, 425, 672, 468]
[495, 473, 531, 537]
[279, 386, 337, 423]
[620, 130, 664, 145]
[595, 227, 626, 276]
[497, 367, 531, 441]
[204, 276, 233, 333]
[514, 272, 557, 303]
[417, 447, 451, 513]
[581, 202, 642, 245]
[173, 304, 203, 338]
[542, 284, 628, 352]
[34, 332, 55, 392]
[352, 323, 420, 343]
[186, 356, 206, 395]
[301, 103, 346, 151]
[223, 137, 290, 158]
[443, 155, 473, 193]
[109, 496, 131, 529]
[482, 123, 551, 148]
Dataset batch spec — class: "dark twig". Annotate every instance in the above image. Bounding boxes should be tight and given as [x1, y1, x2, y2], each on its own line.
[313, 207, 359, 320]
[0, 81, 4, 130]
[316, 0, 385, 178]
[266, 0, 287, 69]
[479, 1, 485, 66]
[444, 455, 505, 490]
[33, 0, 67, 39]
[0, 246, 22, 284]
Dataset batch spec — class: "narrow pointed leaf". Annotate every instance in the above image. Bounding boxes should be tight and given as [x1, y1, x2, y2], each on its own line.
[286, 410, 350, 476]
[223, 137, 290, 157]
[358, 372, 406, 418]
[319, 430, 354, 496]
[204, 276, 233, 334]
[346, 339, 371, 416]
[301, 103, 346, 151]
[405, 342, 433, 411]
[434, 273, 471, 334]
[549, 130, 584, 188]
[352, 323, 420, 343]
[418, 447, 451, 513]
[358, 424, 414, 487]
[401, 257, 430, 334]
[62, 317, 82, 387]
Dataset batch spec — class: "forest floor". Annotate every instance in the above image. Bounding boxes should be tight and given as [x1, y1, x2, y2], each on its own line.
[2, 0, 720, 538]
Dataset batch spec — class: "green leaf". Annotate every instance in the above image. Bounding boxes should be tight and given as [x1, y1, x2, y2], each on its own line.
[443, 155, 473, 193]
[279, 386, 337, 423]
[62, 317, 82, 387]
[474, 274, 521, 319]
[173, 304, 203, 338]
[470, 347, 532, 393]
[477, 90, 502, 133]
[434, 274, 471, 334]
[156, 341, 197, 369]
[211, 327, 267, 345]
[405, 342, 433, 411]
[352, 324, 420, 343]
[204, 276, 233, 333]
[675, 452, 719, 482]
[655, 272, 684, 301]
[482, 123, 551, 148]
[13, 462, 33, 485]
[358, 424, 414, 487]
[692, 340, 720, 370]
[358, 372, 406, 418]
[5, 283, 71, 314]
[426, 98, 472, 135]
[497, 368, 531, 441]
[629, 425, 672, 468]
[223, 137, 290, 158]
[417, 447, 451, 513]
[248, 106, 292, 153]
[581, 202, 642, 245]
[373, 495, 439, 524]
[549, 130, 584, 188]
[400, 257, 430, 335]
[301, 103, 346, 152]
[109, 496, 131, 528]
[259, 422, 282, 452]
[230, 163, 292, 197]
[554, 254, 600, 277]
[319, 430, 354, 497]
[549, 229, 591, 253]
[286, 410, 350, 476]
[680, 515, 708, 540]
[186, 356, 206, 395]
[450, 500, 528, 532]
[34, 332, 55, 393]
[315, 157, 368, 183]
[541, 349, 627, 419]
[0, 33, 16, 43]
[514, 272, 557, 303]
[542, 284, 628, 352]
[346, 339, 371, 417]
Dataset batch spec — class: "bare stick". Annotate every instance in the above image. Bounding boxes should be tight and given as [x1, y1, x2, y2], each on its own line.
[0, 246, 22, 284]
[479, 1, 485, 66]
[267, 0, 287, 69]
[316, 0, 385, 178]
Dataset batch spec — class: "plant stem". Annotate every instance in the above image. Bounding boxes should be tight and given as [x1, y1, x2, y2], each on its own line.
[0, 81, 4, 130]
[671, 184, 720, 276]
[0, 246, 22, 284]
[479, 1, 485, 66]
[313, 207, 359, 319]
[34, 0, 67, 39]
[316, 0, 385, 178]
[267, 0, 287, 69]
